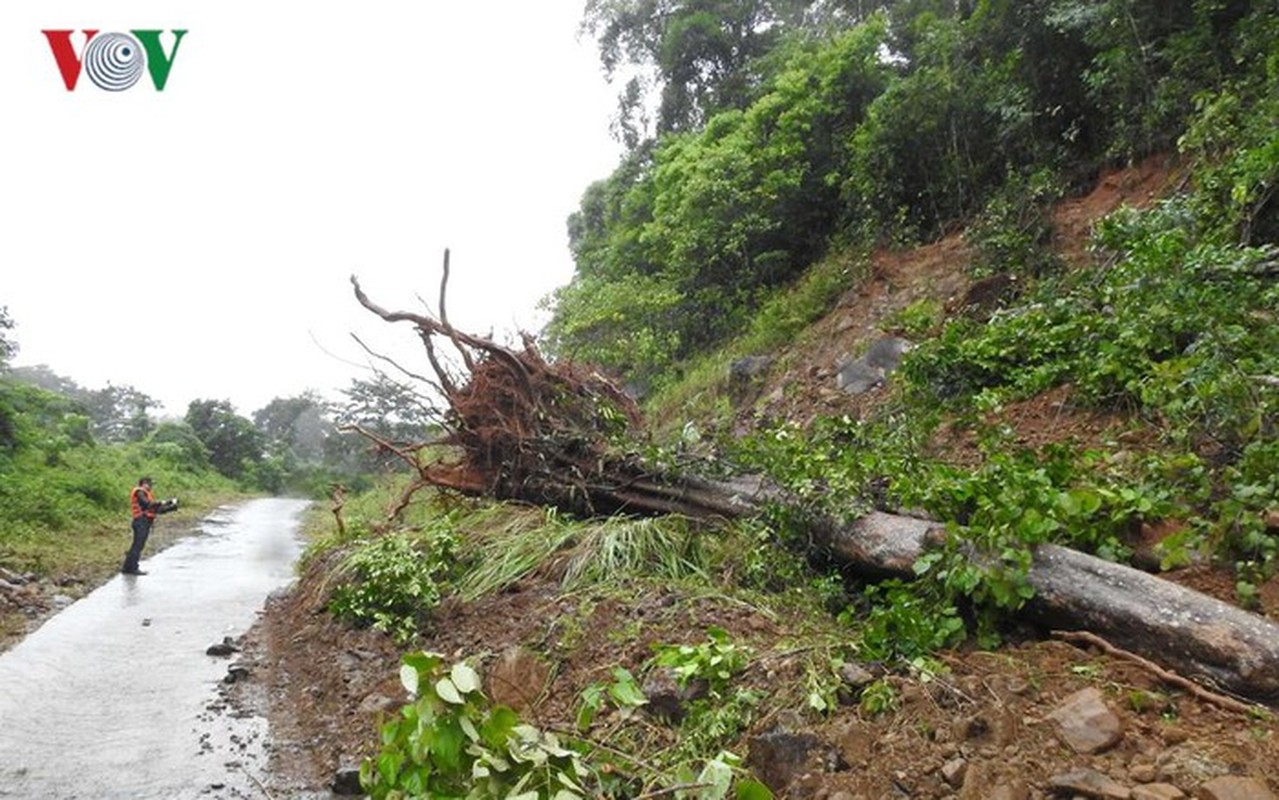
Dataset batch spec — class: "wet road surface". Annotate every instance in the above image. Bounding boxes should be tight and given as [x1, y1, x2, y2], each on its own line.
[0, 498, 310, 799]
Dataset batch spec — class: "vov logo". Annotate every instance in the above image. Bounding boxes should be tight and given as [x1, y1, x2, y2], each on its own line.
[42, 30, 187, 92]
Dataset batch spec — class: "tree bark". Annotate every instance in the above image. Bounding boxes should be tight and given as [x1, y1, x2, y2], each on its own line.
[818, 510, 1279, 708]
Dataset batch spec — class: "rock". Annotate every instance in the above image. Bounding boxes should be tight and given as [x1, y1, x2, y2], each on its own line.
[730, 355, 774, 380]
[332, 765, 363, 795]
[1049, 767, 1132, 798]
[941, 757, 968, 788]
[357, 691, 397, 715]
[835, 337, 912, 394]
[837, 662, 878, 691]
[747, 728, 836, 795]
[206, 636, 240, 657]
[729, 356, 775, 401]
[1047, 687, 1124, 754]
[988, 781, 1031, 800]
[1131, 764, 1159, 783]
[1132, 785, 1186, 799]
[835, 360, 885, 394]
[641, 666, 707, 724]
[1162, 726, 1191, 746]
[1195, 776, 1277, 800]
[952, 272, 1019, 320]
[223, 664, 251, 684]
[484, 646, 549, 715]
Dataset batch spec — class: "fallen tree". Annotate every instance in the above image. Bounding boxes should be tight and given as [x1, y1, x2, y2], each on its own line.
[347, 258, 1279, 709]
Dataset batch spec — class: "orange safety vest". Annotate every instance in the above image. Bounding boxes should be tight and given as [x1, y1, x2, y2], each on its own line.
[130, 486, 157, 520]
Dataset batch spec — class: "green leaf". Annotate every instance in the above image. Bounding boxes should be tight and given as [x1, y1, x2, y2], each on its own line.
[736, 780, 774, 800]
[435, 677, 464, 705]
[481, 706, 519, 749]
[430, 719, 465, 772]
[459, 714, 479, 742]
[697, 757, 735, 800]
[400, 663, 420, 696]
[451, 662, 481, 695]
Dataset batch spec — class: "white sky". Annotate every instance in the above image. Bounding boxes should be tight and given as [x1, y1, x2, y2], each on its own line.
[1, 1, 624, 418]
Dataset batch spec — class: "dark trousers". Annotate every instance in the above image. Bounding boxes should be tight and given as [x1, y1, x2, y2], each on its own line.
[123, 516, 153, 572]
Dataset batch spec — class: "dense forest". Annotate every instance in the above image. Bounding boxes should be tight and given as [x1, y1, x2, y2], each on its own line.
[547, 0, 1277, 390]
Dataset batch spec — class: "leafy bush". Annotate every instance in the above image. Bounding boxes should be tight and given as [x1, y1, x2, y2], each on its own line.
[363, 652, 594, 799]
[329, 523, 457, 644]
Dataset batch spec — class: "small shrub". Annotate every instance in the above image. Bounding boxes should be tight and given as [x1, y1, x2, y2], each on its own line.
[329, 525, 456, 644]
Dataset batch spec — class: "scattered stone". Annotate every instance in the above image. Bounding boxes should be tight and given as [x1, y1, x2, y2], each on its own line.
[1162, 726, 1191, 746]
[332, 765, 362, 795]
[988, 781, 1031, 800]
[837, 661, 878, 691]
[729, 356, 775, 402]
[1130, 763, 1159, 783]
[941, 757, 968, 788]
[1049, 767, 1132, 798]
[206, 636, 240, 657]
[835, 336, 912, 394]
[747, 727, 838, 794]
[641, 666, 707, 724]
[357, 691, 397, 715]
[1195, 776, 1276, 800]
[223, 664, 251, 684]
[1132, 785, 1186, 800]
[1047, 687, 1124, 754]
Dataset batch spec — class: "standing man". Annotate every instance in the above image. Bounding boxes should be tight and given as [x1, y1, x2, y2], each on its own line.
[123, 476, 177, 575]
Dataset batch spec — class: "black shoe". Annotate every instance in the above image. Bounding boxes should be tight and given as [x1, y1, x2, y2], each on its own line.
[122, 568, 148, 575]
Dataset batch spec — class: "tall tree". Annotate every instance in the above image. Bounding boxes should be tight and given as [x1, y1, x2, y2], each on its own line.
[185, 399, 264, 480]
[253, 392, 333, 466]
[83, 384, 158, 444]
[583, 0, 811, 143]
[0, 306, 16, 369]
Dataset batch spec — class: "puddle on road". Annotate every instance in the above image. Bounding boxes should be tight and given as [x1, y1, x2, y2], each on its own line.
[0, 498, 310, 800]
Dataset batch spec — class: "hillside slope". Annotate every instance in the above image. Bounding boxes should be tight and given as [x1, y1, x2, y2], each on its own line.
[230, 154, 1279, 799]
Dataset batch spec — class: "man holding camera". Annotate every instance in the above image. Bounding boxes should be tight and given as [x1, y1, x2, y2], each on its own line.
[122, 476, 178, 576]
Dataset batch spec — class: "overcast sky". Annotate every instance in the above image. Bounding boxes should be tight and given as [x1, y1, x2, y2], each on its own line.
[1, 1, 623, 418]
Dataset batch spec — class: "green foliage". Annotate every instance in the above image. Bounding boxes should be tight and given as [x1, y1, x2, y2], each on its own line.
[0, 378, 235, 577]
[0, 306, 16, 368]
[455, 507, 711, 602]
[144, 420, 211, 469]
[652, 626, 750, 697]
[329, 522, 458, 644]
[966, 167, 1065, 278]
[857, 678, 899, 717]
[185, 398, 265, 481]
[886, 298, 943, 339]
[558, 1, 1274, 391]
[363, 652, 594, 799]
[576, 667, 647, 732]
[905, 196, 1279, 464]
[367, 651, 772, 800]
[856, 580, 967, 662]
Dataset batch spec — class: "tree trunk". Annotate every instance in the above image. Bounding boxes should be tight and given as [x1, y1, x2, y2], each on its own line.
[820, 511, 1279, 707]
